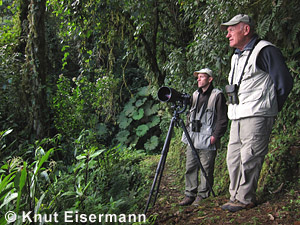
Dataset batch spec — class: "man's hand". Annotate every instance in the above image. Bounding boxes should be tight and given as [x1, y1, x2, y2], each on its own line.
[210, 136, 217, 145]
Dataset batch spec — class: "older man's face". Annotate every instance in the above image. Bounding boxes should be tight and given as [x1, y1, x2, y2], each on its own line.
[225, 23, 249, 50]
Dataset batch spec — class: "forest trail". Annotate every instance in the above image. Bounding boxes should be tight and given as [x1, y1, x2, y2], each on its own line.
[145, 163, 300, 225]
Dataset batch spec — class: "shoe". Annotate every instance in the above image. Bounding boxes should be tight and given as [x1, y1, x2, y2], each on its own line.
[221, 200, 235, 211]
[192, 196, 203, 206]
[178, 196, 195, 206]
[222, 200, 255, 212]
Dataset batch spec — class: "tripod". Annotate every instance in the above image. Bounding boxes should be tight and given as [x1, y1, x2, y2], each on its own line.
[144, 103, 216, 215]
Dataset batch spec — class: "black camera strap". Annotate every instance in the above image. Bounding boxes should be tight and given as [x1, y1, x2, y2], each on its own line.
[192, 91, 209, 122]
[230, 39, 261, 87]
[230, 51, 251, 86]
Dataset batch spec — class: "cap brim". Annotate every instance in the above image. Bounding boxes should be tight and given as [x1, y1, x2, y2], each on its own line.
[193, 71, 213, 77]
[193, 72, 200, 77]
[220, 21, 239, 31]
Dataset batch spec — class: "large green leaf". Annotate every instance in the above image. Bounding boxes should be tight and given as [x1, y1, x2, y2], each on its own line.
[117, 112, 127, 123]
[128, 96, 138, 106]
[123, 103, 135, 116]
[34, 148, 54, 176]
[147, 116, 160, 128]
[132, 108, 144, 120]
[95, 123, 108, 136]
[136, 124, 149, 137]
[0, 192, 17, 209]
[135, 98, 147, 107]
[35, 191, 47, 214]
[144, 102, 159, 117]
[116, 130, 130, 144]
[137, 86, 150, 97]
[144, 136, 159, 151]
[15, 162, 27, 213]
[90, 149, 106, 159]
[0, 129, 13, 141]
[119, 117, 132, 129]
[0, 172, 16, 194]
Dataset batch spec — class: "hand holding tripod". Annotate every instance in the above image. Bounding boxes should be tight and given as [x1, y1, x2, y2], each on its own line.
[144, 87, 215, 214]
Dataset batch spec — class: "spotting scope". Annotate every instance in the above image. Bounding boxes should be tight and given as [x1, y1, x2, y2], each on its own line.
[157, 86, 190, 103]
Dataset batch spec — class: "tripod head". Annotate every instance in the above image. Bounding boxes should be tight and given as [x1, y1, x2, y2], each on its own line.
[157, 86, 190, 114]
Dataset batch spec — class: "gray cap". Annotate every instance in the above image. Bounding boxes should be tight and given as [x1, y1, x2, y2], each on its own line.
[220, 14, 254, 31]
[193, 68, 213, 78]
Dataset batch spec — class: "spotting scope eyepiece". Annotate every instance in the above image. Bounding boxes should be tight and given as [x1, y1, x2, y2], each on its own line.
[157, 86, 190, 103]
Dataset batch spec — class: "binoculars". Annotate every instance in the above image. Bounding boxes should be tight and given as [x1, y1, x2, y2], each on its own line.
[191, 120, 202, 132]
[225, 84, 239, 105]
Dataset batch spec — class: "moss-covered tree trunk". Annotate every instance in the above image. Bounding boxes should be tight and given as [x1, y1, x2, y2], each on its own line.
[22, 0, 49, 139]
[16, 0, 30, 55]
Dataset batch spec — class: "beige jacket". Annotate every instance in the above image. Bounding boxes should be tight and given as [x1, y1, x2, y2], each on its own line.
[228, 40, 278, 120]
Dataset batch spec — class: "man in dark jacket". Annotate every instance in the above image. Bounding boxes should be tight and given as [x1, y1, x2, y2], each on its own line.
[179, 68, 228, 206]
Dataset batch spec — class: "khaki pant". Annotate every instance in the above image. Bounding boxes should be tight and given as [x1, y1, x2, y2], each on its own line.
[185, 146, 217, 198]
[227, 116, 275, 204]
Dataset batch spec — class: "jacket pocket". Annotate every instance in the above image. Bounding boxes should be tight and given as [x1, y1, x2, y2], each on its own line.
[239, 88, 263, 104]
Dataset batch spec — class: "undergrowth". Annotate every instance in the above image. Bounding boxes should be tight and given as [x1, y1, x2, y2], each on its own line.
[148, 103, 300, 205]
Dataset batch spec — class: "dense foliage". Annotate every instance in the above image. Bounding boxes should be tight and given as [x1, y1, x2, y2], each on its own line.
[0, 0, 299, 224]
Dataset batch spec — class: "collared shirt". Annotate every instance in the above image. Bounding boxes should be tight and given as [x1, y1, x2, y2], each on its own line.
[235, 34, 259, 55]
[233, 35, 293, 111]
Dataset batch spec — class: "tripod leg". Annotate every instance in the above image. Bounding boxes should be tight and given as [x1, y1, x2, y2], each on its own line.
[144, 117, 176, 214]
[179, 118, 216, 197]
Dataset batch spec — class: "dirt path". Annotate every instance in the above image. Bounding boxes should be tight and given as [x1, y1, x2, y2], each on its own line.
[145, 167, 300, 225]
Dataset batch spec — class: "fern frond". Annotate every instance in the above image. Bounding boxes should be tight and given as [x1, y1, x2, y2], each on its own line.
[292, 22, 300, 43]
